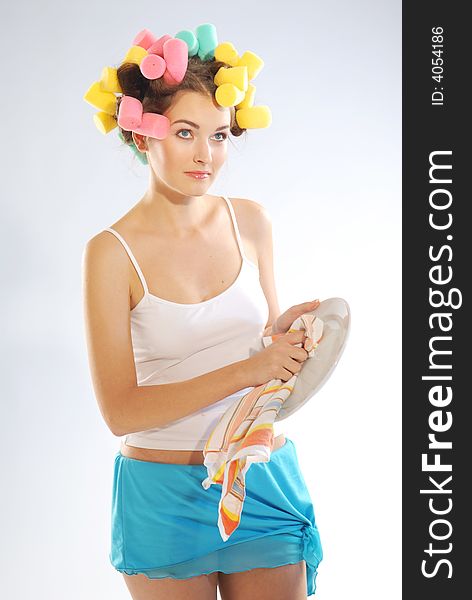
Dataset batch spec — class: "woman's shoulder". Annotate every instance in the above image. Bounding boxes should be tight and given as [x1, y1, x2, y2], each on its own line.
[225, 195, 270, 219]
[226, 196, 272, 233]
[86, 201, 142, 249]
[226, 195, 264, 210]
[83, 220, 135, 274]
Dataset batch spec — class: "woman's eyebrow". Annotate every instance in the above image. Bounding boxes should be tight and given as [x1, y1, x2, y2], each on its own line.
[171, 119, 230, 131]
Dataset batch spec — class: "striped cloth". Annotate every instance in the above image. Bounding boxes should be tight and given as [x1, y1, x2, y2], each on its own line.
[201, 312, 324, 541]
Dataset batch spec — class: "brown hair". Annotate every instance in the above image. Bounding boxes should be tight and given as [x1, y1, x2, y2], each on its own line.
[116, 55, 247, 146]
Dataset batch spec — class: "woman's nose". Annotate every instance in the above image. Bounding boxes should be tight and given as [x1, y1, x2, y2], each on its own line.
[193, 139, 211, 163]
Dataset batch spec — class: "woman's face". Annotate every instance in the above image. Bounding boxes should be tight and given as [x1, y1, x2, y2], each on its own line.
[135, 90, 231, 196]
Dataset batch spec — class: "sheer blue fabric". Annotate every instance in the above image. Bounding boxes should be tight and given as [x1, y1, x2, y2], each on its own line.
[110, 437, 323, 596]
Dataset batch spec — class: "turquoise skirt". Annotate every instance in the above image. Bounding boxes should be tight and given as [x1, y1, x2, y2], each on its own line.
[110, 437, 323, 596]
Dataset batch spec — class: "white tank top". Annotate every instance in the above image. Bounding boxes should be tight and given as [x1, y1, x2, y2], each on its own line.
[103, 196, 270, 450]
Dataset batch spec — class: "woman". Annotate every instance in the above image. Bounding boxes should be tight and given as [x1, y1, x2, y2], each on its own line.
[83, 29, 323, 600]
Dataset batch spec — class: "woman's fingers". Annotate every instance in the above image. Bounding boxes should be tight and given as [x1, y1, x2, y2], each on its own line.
[304, 336, 314, 351]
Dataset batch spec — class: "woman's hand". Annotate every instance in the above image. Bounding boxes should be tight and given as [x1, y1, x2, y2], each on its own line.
[245, 330, 311, 385]
[271, 299, 320, 335]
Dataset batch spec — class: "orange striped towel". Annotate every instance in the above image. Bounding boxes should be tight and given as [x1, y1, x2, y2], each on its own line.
[201, 312, 324, 541]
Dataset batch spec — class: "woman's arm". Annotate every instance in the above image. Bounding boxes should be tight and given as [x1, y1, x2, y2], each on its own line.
[82, 232, 254, 437]
[115, 361, 251, 436]
[248, 199, 281, 334]
[247, 199, 317, 337]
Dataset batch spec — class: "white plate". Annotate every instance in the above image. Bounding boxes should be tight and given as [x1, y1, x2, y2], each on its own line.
[275, 297, 351, 421]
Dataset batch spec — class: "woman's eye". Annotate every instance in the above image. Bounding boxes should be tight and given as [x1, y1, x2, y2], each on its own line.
[176, 129, 227, 141]
[213, 132, 228, 141]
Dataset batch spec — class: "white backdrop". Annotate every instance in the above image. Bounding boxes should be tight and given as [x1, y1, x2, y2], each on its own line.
[1, 1, 401, 598]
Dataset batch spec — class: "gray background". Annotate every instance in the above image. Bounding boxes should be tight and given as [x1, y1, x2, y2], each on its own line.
[1, 1, 401, 598]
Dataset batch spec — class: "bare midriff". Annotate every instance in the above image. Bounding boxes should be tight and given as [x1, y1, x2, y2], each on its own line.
[120, 433, 286, 465]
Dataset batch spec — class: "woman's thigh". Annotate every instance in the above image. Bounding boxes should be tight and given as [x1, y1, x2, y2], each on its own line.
[122, 571, 219, 600]
[218, 560, 307, 600]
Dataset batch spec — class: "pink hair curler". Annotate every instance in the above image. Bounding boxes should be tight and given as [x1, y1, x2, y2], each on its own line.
[162, 71, 180, 85]
[133, 29, 157, 50]
[140, 53, 166, 79]
[134, 112, 170, 139]
[162, 38, 188, 83]
[147, 34, 172, 57]
[117, 95, 170, 139]
[117, 95, 143, 130]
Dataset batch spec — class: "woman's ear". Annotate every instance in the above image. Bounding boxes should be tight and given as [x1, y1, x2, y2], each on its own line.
[132, 132, 148, 153]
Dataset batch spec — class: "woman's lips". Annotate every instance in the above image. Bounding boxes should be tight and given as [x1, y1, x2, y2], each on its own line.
[185, 172, 210, 179]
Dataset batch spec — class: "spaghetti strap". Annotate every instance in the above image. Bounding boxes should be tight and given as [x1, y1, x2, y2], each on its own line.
[222, 196, 249, 263]
[103, 227, 149, 294]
